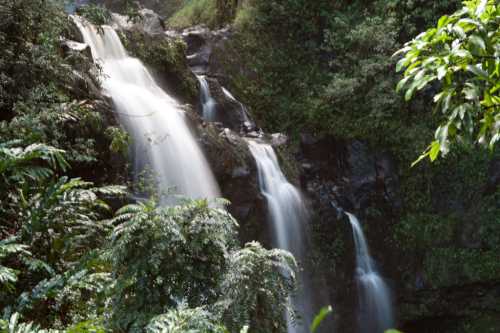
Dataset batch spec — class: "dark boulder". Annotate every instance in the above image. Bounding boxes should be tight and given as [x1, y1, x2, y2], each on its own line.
[299, 135, 401, 213]
[179, 25, 232, 76]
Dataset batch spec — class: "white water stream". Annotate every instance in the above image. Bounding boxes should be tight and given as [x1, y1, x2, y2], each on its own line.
[74, 18, 220, 201]
[196, 75, 217, 121]
[346, 212, 394, 333]
[248, 141, 314, 333]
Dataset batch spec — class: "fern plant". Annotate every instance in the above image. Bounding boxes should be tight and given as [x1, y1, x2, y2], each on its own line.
[0, 238, 30, 291]
[0, 141, 68, 186]
[146, 304, 226, 333]
[17, 176, 126, 268]
[107, 198, 238, 331]
[220, 242, 297, 333]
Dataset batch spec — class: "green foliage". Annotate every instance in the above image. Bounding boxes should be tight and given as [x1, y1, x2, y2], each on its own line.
[107, 199, 237, 330]
[310, 306, 332, 333]
[220, 242, 297, 333]
[0, 313, 52, 333]
[168, 0, 218, 29]
[146, 305, 226, 333]
[0, 142, 68, 185]
[0, 0, 71, 120]
[218, 0, 460, 159]
[424, 247, 500, 287]
[122, 31, 198, 101]
[0, 1, 299, 332]
[215, 0, 239, 26]
[106, 199, 296, 332]
[0, 238, 30, 290]
[76, 4, 111, 26]
[104, 127, 130, 155]
[395, 0, 500, 162]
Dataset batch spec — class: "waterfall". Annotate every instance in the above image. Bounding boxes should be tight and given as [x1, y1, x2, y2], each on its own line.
[248, 141, 314, 333]
[221, 87, 252, 125]
[196, 75, 217, 121]
[345, 212, 393, 333]
[74, 17, 220, 202]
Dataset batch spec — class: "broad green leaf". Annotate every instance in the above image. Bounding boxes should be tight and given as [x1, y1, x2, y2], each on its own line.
[396, 76, 410, 92]
[467, 64, 488, 79]
[452, 25, 466, 39]
[437, 66, 447, 80]
[429, 140, 441, 161]
[451, 49, 471, 58]
[469, 34, 486, 51]
[310, 306, 333, 333]
[438, 15, 450, 29]
[411, 149, 431, 167]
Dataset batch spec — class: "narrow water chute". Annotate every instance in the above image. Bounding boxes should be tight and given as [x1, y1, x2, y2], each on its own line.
[345, 212, 394, 333]
[248, 140, 315, 333]
[196, 75, 217, 121]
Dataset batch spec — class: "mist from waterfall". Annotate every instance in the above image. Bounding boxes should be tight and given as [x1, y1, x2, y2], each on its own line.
[248, 140, 315, 333]
[196, 75, 217, 121]
[345, 212, 394, 333]
[74, 17, 220, 202]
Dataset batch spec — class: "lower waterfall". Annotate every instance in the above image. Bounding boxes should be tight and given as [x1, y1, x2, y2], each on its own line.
[346, 212, 394, 333]
[74, 18, 220, 202]
[248, 140, 315, 333]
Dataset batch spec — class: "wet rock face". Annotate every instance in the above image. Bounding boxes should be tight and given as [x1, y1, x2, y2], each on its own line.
[299, 135, 401, 214]
[176, 25, 257, 134]
[134, 8, 165, 35]
[198, 76, 256, 133]
[179, 25, 232, 76]
[192, 120, 270, 246]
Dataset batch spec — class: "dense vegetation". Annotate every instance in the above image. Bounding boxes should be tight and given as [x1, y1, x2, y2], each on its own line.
[0, 1, 298, 332]
[396, 0, 499, 162]
[1, 0, 499, 332]
[162, 0, 500, 330]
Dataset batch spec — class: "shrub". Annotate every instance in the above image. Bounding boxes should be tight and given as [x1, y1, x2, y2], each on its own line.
[167, 0, 218, 29]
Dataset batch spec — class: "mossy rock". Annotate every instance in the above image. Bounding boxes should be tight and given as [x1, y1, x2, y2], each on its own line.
[120, 29, 199, 103]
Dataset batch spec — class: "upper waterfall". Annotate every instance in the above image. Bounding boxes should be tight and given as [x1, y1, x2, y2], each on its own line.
[74, 17, 220, 202]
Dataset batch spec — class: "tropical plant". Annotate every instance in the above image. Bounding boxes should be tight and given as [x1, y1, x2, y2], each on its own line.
[76, 4, 111, 26]
[106, 198, 298, 332]
[146, 305, 226, 333]
[106, 199, 238, 331]
[0, 238, 30, 291]
[17, 177, 126, 268]
[0, 313, 49, 333]
[0, 141, 68, 185]
[309, 306, 333, 333]
[395, 0, 499, 162]
[220, 242, 297, 333]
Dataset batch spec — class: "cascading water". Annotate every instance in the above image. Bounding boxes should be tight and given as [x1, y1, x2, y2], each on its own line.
[221, 87, 253, 126]
[345, 212, 393, 333]
[196, 75, 217, 121]
[74, 17, 220, 201]
[248, 141, 314, 333]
